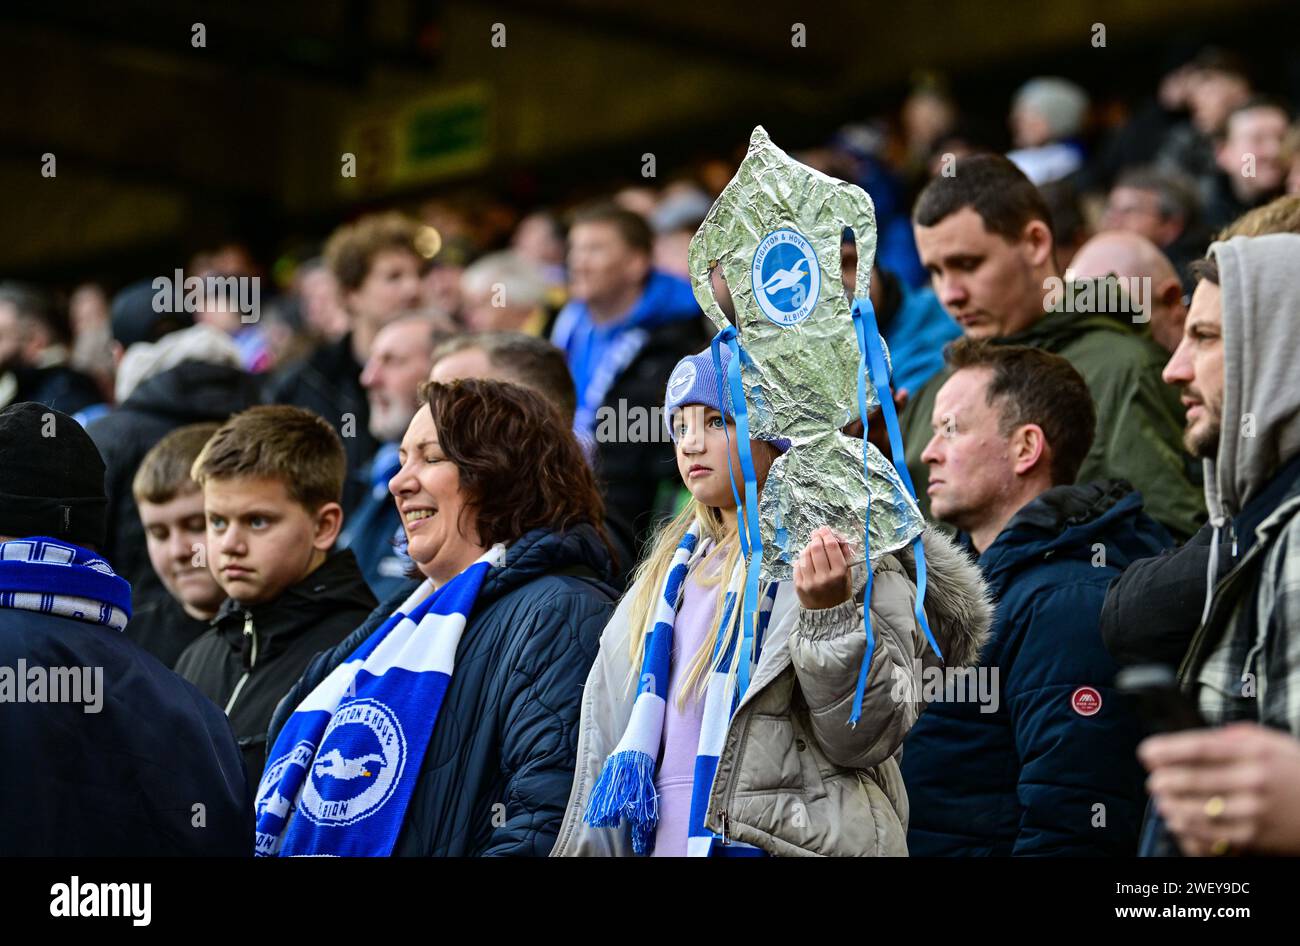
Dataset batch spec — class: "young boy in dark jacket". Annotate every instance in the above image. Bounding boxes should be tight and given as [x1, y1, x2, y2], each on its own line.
[175, 406, 377, 781]
[127, 422, 225, 668]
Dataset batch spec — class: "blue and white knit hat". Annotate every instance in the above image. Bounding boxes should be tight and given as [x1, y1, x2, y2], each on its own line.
[664, 345, 791, 452]
[663, 345, 735, 442]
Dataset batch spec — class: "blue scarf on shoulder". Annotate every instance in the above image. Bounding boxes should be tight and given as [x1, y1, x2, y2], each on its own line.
[0, 536, 131, 630]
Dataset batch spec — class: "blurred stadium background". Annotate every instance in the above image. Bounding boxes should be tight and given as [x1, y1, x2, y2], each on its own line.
[4, 0, 1298, 283]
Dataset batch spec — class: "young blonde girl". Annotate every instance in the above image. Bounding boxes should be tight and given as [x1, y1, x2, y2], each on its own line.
[553, 346, 991, 857]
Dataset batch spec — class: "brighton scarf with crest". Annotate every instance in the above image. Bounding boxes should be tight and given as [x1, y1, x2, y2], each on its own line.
[0, 536, 130, 631]
[583, 522, 777, 856]
[254, 545, 503, 857]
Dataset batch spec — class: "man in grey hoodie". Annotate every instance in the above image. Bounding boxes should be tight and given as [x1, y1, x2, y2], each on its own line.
[1139, 233, 1300, 856]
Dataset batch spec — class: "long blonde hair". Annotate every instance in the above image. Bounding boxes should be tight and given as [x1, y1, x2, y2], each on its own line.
[623, 500, 741, 708]
[623, 438, 779, 708]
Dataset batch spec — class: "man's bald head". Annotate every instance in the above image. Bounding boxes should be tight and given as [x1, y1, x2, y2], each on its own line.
[1070, 231, 1177, 284]
[1068, 231, 1187, 353]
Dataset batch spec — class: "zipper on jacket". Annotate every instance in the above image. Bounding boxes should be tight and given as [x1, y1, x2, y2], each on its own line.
[1176, 491, 1300, 683]
[1189, 495, 1300, 681]
[223, 611, 258, 716]
[1177, 548, 1262, 686]
[709, 709, 754, 843]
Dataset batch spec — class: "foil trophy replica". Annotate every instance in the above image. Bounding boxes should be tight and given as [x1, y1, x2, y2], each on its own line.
[687, 126, 942, 722]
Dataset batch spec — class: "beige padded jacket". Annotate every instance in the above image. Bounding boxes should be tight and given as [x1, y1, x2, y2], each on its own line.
[553, 526, 992, 857]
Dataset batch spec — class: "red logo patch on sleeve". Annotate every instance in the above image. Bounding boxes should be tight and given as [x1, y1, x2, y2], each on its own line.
[1071, 686, 1102, 716]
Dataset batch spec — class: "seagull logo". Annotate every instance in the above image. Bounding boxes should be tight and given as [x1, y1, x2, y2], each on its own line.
[313, 749, 384, 780]
[758, 257, 810, 296]
[297, 698, 407, 827]
[751, 228, 821, 326]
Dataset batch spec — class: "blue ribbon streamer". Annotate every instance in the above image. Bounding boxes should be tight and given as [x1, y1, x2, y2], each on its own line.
[711, 332, 750, 561]
[848, 307, 879, 726]
[705, 301, 941, 725]
[710, 326, 763, 700]
[850, 298, 945, 717]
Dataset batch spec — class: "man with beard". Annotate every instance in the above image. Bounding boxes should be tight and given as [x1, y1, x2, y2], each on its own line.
[1126, 234, 1300, 855]
[339, 315, 442, 599]
[1102, 199, 1300, 668]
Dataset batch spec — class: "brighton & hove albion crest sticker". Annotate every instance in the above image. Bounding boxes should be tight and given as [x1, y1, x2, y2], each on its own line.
[666, 360, 696, 404]
[298, 698, 407, 826]
[751, 228, 821, 327]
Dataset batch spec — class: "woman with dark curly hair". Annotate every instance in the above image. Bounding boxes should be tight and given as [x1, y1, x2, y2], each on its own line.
[259, 378, 618, 857]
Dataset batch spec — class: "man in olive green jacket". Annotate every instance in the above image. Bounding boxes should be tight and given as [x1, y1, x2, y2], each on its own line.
[902, 155, 1203, 540]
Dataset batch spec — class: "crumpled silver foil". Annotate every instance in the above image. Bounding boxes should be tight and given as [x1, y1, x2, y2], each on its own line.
[687, 125, 924, 581]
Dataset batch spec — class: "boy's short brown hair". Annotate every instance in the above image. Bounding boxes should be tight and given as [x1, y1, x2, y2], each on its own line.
[324, 211, 422, 292]
[191, 406, 345, 511]
[132, 422, 220, 505]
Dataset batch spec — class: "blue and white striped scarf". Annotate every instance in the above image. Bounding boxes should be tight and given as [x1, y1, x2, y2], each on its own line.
[254, 544, 504, 857]
[0, 536, 130, 631]
[584, 522, 777, 856]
